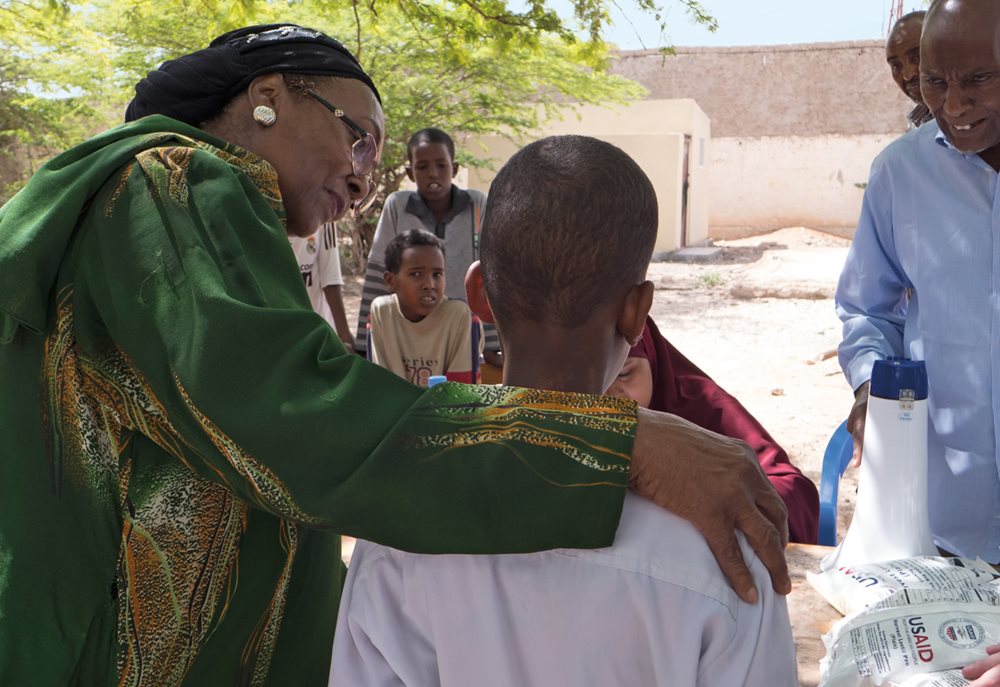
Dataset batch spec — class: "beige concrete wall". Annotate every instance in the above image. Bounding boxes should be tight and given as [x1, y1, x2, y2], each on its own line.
[606, 41, 912, 236]
[706, 133, 898, 238]
[468, 99, 710, 253]
[611, 41, 912, 138]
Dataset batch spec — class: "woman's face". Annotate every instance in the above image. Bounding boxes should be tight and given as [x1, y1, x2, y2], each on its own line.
[258, 77, 384, 236]
[606, 356, 654, 408]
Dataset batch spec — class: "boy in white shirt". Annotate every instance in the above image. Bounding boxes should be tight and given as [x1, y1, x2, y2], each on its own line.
[368, 229, 479, 386]
[288, 223, 354, 349]
[331, 135, 797, 686]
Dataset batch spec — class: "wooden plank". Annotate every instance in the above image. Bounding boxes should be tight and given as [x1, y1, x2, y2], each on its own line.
[787, 543, 843, 687]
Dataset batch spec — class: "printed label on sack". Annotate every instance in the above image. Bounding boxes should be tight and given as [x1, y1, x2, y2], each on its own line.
[938, 619, 986, 650]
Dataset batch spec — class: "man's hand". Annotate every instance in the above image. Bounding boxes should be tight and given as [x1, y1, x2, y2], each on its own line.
[629, 407, 790, 604]
[964, 644, 1000, 685]
[847, 381, 870, 468]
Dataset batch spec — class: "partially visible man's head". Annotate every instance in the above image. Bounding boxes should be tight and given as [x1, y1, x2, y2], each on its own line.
[887, 11, 926, 104]
[479, 135, 657, 329]
[921, 0, 1000, 158]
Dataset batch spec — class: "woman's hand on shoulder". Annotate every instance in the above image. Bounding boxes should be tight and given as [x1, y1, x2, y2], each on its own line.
[629, 407, 790, 604]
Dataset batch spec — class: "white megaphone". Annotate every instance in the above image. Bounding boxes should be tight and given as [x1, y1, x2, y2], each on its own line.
[821, 358, 937, 571]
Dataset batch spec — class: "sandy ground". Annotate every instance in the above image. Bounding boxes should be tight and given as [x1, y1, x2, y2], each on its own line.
[340, 226, 861, 543]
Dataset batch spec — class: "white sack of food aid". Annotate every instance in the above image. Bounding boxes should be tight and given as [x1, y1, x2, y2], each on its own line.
[819, 602, 1000, 687]
[891, 670, 970, 686]
[808, 557, 999, 617]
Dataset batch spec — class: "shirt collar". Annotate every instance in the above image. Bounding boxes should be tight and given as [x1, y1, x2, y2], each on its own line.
[908, 103, 934, 128]
[932, 124, 1000, 173]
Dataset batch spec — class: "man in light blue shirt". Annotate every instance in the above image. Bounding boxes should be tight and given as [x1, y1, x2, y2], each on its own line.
[837, 0, 1000, 564]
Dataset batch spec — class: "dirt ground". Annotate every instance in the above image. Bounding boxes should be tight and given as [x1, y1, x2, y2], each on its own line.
[340, 226, 861, 537]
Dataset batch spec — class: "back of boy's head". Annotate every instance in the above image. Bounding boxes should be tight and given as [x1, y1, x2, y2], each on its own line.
[384, 229, 445, 274]
[407, 128, 456, 163]
[479, 135, 658, 327]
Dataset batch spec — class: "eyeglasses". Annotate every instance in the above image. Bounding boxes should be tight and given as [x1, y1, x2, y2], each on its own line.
[305, 89, 379, 214]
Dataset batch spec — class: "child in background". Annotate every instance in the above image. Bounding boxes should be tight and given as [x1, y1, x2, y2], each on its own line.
[354, 128, 501, 365]
[607, 317, 820, 543]
[288, 223, 355, 349]
[369, 229, 479, 386]
[331, 136, 796, 687]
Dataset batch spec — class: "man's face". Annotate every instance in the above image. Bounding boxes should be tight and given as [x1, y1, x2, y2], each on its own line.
[887, 18, 924, 104]
[921, 10, 1000, 156]
[385, 245, 446, 322]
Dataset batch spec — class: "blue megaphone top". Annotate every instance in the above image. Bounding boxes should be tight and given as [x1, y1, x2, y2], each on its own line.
[870, 357, 928, 401]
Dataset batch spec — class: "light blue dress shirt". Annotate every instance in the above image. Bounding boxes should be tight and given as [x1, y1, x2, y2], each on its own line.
[837, 122, 1000, 563]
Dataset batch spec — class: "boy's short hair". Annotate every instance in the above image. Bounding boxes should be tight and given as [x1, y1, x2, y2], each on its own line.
[384, 229, 445, 274]
[480, 135, 658, 327]
[407, 128, 456, 163]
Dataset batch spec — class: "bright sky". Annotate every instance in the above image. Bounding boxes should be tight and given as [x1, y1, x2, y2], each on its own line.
[594, 0, 928, 50]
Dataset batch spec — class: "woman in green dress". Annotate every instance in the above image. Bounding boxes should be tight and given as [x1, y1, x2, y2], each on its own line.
[0, 24, 789, 686]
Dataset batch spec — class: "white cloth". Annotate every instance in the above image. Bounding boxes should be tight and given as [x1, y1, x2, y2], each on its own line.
[289, 224, 343, 328]
[330, 493, 797, 687]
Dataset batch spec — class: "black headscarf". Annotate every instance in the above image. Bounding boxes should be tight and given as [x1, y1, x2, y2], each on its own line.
[125, 23, 381, 125]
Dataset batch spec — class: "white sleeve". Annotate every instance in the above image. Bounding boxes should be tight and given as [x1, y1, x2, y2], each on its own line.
[316, 223, 344, 288]
[330, 543, 438, 687]
[329, 543, 407, 687]
[696, 556, 798, 687]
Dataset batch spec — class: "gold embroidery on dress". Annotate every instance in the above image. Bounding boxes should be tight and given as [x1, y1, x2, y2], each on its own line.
[403, 386, 635, 484]
[240, 520, 298, 687]
[172, 375, 323, 526]
[105, 163, 135, 218]
[116, 463, 246, 687]
[105, 130, 285, 230]
[210, 145, 283, 217]
[41, 286, 252, 686]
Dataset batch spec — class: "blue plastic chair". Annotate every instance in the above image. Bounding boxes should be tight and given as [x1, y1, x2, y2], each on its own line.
[817, 420, 854, 546]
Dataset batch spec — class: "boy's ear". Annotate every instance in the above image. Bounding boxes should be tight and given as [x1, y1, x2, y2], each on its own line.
[616, 280, 654, 346]
[464, 261, 495, 324]
[383, 271, 396, 292]
[405, 165, 415, 183]
[451, 161, 460, 176]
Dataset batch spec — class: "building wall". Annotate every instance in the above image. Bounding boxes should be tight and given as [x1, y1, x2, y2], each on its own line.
[610, 41, 912, 236]
[467, 100, 711, 253]
[610, 41, 912, 137]
[707, 133, 898, 238]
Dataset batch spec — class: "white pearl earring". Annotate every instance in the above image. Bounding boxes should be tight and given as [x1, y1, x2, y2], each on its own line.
[253, 105, 277, 127]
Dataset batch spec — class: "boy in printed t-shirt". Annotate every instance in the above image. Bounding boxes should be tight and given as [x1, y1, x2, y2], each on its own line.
[368, 229, 479, 386]
[330, 136, 796, 686]
[355, 128, 500, 365]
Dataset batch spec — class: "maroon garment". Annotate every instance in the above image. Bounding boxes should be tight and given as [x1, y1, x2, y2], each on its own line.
[630, 317, 819, 544]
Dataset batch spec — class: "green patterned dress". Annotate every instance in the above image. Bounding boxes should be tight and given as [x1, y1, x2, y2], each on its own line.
[0, 116, 636, 686]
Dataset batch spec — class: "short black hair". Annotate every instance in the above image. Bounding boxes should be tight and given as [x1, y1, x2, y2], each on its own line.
[480, 135, 658, 327]
[384, 229, 445, 274]
[407, 128, 456, 163]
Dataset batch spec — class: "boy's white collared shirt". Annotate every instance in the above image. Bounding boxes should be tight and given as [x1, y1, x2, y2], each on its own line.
[329, 492, 797, 686]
